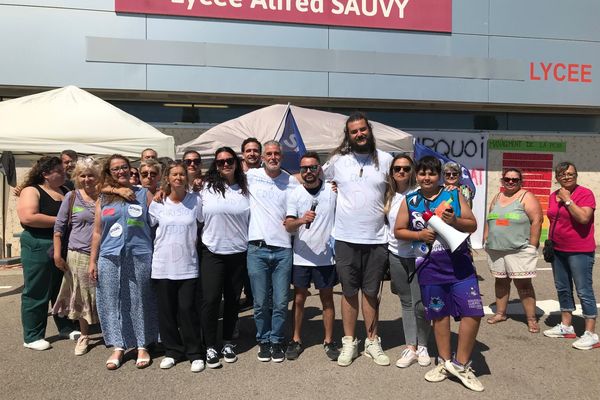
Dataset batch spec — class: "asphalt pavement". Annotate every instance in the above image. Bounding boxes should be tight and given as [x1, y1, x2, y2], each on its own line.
[0, 252, 599, 400]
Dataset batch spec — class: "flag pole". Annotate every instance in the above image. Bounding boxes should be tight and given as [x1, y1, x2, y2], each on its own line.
[273, 102, 292, 141]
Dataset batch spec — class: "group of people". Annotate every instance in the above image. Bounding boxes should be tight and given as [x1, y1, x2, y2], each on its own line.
[15, 112, 598, 392]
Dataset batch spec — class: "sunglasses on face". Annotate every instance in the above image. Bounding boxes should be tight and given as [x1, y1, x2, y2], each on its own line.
[445, 172, 459, 178]
[130, 172, 139, 178]
[216, 157, 235, 167]
[349, 126, 368, 135]
[393, 166, 412, 173]
[300, 165, 319, 173]
[502, 177, 521, 183]
[184, 159, 201, 166]
[110, 165, 129, 173]
[141, 171, 158, 178]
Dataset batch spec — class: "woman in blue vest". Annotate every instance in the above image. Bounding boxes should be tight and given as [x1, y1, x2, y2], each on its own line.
[89, 154, 158, 370]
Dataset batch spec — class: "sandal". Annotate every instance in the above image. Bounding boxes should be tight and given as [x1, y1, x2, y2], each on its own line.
[136, 347, 151, 369]
[527, 317, 540, 333]
[106, 348, 124, 370]
[486, 313, 507, 324]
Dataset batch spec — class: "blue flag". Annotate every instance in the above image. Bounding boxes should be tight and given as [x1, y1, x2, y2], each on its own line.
[413, 141, 476, 199]
[279, 109, 307, 174]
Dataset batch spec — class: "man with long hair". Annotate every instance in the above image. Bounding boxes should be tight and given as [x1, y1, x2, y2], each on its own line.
[323, 112, 393, 367]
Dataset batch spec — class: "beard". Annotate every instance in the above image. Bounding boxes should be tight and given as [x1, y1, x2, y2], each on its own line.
[349, 133, 375, 154]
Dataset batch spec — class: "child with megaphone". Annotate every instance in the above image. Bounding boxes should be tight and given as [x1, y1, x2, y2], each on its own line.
[394, 155, 484, 392]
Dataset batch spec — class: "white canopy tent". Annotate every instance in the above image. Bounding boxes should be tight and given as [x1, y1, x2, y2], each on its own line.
[177, 104, 412, 157]
[0, 85, 175, 158]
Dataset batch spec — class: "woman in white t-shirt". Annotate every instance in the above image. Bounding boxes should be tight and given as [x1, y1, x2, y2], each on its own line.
[384, 153, 431, 368]
[199, 147, 250, 369]
[149, 161, 204, 373]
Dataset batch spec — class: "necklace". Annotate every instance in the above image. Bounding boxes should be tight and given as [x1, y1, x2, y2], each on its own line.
[354, 153, 370, 177]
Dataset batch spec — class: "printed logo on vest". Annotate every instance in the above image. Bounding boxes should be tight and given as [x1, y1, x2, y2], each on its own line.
[128, 204, 143, 218]
[109, 223, 123, 237]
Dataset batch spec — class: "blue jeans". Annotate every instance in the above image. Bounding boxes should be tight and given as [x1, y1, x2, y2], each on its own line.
[247, 244, 293, 344]
[552, 251, 597, 319]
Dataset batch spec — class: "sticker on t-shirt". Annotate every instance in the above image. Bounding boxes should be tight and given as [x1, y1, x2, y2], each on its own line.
[102, 208, 115, 216]
[109, 223, 123, 237]
[72, 206, 85, 214]
[127, 218, 144, 228]
[128, 204, 143, 218]
[495, 219, 510, 226]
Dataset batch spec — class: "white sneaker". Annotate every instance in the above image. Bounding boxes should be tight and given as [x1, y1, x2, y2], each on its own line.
[444, 359, 484, 392]
[364, 336, 390, 366]
[191, 359, 205, 373]
[395, 348, 417, 368]
[160, 357, 176, 369]
[543, 323, 576, 338]
[572, 331, 600, 350]
[23, 339, 51, 351]
[424, 358, 448, 382]
[59, 330, 81, 341]
[416, 345, 431, 366]
[337, 336, 358, 367]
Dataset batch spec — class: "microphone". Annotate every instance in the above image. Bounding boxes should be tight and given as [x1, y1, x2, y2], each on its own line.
[305, 199, 319, 229]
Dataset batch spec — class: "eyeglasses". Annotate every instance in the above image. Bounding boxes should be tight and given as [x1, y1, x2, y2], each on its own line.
[349, 126, 368, 135]
[393, 166, 412, 173]
[184, 159, 201, 166]
[445, 172, 459, 178]
[300, 165, 319, 173]
[558, 172, 577, 179]
[502, 177, 521, 184]
[130, 172, 140, 178]
[110, 165, 129, 173]
[216, 157, 235, 167]
[141, 171, 158, 178]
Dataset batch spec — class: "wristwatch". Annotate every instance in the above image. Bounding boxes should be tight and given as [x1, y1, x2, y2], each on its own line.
[565, 200, 572, 207]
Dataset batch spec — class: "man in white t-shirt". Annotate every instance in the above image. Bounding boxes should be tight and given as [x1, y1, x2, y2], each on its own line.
[246, 140, 299, 363]
[322, 112, 393, 367]
[283, 152, 339, 362]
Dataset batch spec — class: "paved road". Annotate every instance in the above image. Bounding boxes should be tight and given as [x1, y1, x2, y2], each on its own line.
[1, 252, 599, 400]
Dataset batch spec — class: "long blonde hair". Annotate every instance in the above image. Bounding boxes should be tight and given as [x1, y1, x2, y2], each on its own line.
[383, 153, 416, 215]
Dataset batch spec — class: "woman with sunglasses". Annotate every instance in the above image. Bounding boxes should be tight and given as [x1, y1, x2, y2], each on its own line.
[484, 168, 542, 333]
[199, 147, 250, 368]
[182, 150, 203, 192]
[443, 162, 474, 207]
[384, 154, 431, 368]
[89, 154, 158, 370]
[149, 162, 204, 372]
[543, 162, 598, 350]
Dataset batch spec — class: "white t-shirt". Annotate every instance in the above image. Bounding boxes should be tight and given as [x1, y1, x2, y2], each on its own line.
[149, 192, 202, 280]
[200, 183, 250, 255]
[323, 149, 393, 244]
[286, 181, 337, 267]
[387, 191, 415, 258]
[247, 168, 299, 248]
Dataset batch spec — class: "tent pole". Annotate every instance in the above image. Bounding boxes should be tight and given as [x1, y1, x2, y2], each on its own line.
[273, 102, 292, 141]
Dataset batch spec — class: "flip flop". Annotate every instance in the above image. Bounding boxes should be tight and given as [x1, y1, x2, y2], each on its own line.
[136, 347, 151, 369]
[486, 313, 507, 324]
[527, 318, 540, 333]
[106, 348, 124, 370]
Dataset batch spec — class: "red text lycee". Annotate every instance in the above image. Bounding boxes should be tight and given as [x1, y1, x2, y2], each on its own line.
[529, 62, 592, 83]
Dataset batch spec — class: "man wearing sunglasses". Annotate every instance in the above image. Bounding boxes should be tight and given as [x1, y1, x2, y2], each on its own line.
[284, 152, 339, 362]
[182, 150, 203, 191]
[246, 140, 299, 363]
[322, 112, 393, 367]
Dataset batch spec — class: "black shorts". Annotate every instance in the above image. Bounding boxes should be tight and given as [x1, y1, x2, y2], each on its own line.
[334, 241, 388, 298]
[292, 264, 337, 289]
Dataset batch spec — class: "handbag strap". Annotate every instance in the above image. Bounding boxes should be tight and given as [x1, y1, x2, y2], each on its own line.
[66, 190, 76, 228]
[549, 194, 562, 241]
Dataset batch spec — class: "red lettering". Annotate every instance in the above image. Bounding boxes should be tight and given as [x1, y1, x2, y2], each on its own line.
[581, 64, 592, 83]
[541, 62, 553, 80]
[529, 62, 540, 80]
[553, 63, 566, 81]
[568, 64, 579, 82]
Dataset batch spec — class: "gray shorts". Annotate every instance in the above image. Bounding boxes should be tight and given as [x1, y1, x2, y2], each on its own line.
[334, 241, 388, 298]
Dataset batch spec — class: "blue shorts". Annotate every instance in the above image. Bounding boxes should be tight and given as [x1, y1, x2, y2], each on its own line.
[292, 264, 338, 289]
[421, 275, 484, 321]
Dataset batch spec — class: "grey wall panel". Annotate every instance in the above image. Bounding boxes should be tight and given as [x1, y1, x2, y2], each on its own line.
[0, 5, 147, 89]
[147, 65, 329, 97]
[328, 29, 489, 58]
[489, 0, 600, 42]
[147, 16, 329, 49]
[489, 36, 600, 106]
[328, 73, 489, 103]
[0, 0, 112, 11]
[453, 0, 489, 35]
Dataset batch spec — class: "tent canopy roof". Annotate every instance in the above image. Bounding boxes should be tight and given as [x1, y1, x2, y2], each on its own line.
[177, 104, 412, 157]
[0, 86, 175, 158]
